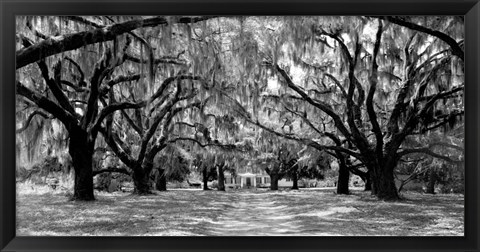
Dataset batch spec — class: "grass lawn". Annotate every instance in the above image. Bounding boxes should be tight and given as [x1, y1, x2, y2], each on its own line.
[16, 188, 464, 236]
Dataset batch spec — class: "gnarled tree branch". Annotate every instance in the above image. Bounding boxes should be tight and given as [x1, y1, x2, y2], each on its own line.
[16, 16, 215, 69]
[16, 110, 52, 133]
[376, 16, 464, 61]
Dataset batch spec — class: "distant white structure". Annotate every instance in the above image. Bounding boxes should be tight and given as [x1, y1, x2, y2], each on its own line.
[224, 171, 306, 189]
[223, 164, 320, 189]
[224, 171, 270, 188]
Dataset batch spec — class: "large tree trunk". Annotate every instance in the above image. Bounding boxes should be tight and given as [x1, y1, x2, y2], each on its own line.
[132, 164, 153, 195]
[217, 165, 225, 191]
[156, 168, 167, 191]
[291, 171, 299, 190]
[370, 158, 400, 200]
[69, 131, 95, 201]
[270, 174, 279, 190]
[265, 166, 281, 191]
[202, 167, 210, 190]
[336, 158, 350, 195]
[364, 174, 372, 191]
[425, 168, 437, 194]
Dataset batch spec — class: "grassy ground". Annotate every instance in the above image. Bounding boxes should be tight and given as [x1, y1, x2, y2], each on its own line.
[16, 186, 464, 236]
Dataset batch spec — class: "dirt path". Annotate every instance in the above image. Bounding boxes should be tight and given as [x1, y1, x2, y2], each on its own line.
[207, 192, 300, 235]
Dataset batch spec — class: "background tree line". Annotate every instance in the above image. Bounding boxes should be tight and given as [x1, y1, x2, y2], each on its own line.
[16, 16, 464, 201]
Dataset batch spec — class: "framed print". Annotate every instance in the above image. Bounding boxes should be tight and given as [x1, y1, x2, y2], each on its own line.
[1, 0, 479, 251]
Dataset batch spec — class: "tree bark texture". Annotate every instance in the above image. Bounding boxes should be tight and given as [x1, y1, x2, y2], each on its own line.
[270, 174, 279, 190]
[336, 158, 350, 195]
[425, 168, 437, 194]
[202, 167, 210, 190]
[132, 164, 153, 195]
[291, 171, 299, 190]
[369, 158, 400, 200]
[217, 165, 225, 191]
[69, 130, 95, 201]
[364, 173, 372, 191]
[156, 168, 167, 191]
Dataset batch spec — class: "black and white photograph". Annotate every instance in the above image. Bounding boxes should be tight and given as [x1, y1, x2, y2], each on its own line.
[15, 16, 465, 236]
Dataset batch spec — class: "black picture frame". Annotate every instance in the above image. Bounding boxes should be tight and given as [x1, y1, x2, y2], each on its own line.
[1, 0, 479, 251]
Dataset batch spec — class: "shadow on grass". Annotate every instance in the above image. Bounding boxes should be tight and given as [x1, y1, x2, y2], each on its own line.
[16, 189, 464, 236]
